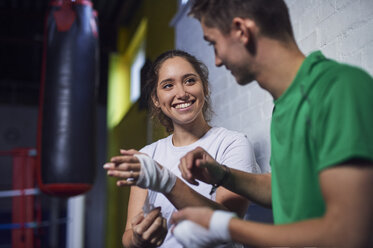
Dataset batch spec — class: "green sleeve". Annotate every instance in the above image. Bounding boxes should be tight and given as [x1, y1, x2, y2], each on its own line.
[315, 67, 373, 171]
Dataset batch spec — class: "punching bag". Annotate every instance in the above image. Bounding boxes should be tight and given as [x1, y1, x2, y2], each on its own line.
[37, 0, 99, 197]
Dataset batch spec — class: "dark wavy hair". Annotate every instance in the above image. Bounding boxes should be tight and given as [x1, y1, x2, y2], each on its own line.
[145, 50, 212, 133]
[189, 0, 294, 42]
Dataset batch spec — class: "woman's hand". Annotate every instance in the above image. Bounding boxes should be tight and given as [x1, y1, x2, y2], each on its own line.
[103, 149, 143, 186]
[130, 207, 167, 248]
[104, 149, 176, 193]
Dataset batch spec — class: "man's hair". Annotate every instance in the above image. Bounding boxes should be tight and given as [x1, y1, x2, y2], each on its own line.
[189, 0, 294, 42]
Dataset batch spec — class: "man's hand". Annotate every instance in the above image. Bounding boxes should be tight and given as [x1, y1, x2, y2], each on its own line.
[171, 206, 213, 228]
[179, 146, 225, 186]
[171, 207, 235, 248]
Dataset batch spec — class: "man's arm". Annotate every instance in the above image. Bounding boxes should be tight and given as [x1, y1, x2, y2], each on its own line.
[222, 170, 272, 208]
[179, 147, 272, 207]
[165, 177, 249, 218]
[173, 163, 373, 247]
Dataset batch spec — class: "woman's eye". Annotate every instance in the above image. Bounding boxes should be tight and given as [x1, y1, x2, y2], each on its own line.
[162, 83, 173, 89]
[185, 78, 196, 84]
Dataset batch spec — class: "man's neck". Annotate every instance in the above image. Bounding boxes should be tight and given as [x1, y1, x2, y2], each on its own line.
[255, 38, 305, 100]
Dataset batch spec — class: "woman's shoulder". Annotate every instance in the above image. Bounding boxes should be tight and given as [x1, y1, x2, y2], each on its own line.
[209, 126, 249, 141]
[139, 134, 173, 156]
[201, 126, 252, 150]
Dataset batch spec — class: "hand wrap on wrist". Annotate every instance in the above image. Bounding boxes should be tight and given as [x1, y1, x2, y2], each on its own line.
[173, 210, 236, 248]
[209, 210, 235, 241]
[134, 154, 177, 193]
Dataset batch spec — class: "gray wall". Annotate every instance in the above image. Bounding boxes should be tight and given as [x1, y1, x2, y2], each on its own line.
[173, 0, 373, 174]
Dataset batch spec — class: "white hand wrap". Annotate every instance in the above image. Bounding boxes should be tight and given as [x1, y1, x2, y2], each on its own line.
[209, 210, 235, 241]
[134, 154, 177, 193]
[173, 210, 235, 248]
[173, 220, 213, 248]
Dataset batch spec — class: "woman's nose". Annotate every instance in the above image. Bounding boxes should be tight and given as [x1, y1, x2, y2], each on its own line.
[175, 85, 188, 99]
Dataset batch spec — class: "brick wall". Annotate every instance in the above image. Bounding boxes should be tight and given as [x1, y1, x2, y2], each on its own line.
[173, 0, 373, 173]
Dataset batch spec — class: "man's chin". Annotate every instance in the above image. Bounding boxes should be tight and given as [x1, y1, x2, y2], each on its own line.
[229, 69, 255, 85]
[235, 75, 255, 86]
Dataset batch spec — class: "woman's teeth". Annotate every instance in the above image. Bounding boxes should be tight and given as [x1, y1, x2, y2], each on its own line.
[175, 102, 192, 109]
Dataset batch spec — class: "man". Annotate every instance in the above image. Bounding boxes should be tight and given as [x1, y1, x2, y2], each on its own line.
[171, 0, 373, 247]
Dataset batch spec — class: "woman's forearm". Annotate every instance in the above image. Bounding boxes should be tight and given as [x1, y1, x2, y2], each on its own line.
[165, 179, 228, 210]
[122, 229, 136, 248]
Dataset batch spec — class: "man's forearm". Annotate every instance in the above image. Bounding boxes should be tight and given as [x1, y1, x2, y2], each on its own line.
[223, 171, 272, 208]
[230, 217, 328, 247]
[230, 210, 372, 247]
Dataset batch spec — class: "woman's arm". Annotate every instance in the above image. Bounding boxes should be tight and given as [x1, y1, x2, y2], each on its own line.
[106, 150, 249, 216]
[122, 187, 167, 248]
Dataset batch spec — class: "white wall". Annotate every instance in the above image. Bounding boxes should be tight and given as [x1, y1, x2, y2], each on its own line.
[173, 0, 373, 174]
[287, 0, 373, 73]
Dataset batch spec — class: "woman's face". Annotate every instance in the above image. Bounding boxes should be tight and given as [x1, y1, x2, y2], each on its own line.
[153, 56, 206, 128]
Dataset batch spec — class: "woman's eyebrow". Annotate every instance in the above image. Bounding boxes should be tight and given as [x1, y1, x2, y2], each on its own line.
[182, 73, 198, 80]
[159, 78, 174, 85]
[159, 73, 197, 85]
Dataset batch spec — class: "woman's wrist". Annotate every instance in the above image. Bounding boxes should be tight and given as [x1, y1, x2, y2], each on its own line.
[122, 229, 142, 248]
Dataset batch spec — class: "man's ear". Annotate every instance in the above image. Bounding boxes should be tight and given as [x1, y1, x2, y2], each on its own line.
[232, 17, 256, 55]
[152, 94, 160, 108]
[231, 17, 256, 45]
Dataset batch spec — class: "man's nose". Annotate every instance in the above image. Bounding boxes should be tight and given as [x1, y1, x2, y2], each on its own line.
[215, 56, 223, 67]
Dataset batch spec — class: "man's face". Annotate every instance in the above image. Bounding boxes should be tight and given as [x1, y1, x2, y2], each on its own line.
[201, 21, 256, 85]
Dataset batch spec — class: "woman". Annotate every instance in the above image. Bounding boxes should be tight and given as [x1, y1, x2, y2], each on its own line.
[104, 50, 260, 248]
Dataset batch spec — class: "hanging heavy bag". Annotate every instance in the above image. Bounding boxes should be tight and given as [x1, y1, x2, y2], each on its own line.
[37, 0, 99, 197]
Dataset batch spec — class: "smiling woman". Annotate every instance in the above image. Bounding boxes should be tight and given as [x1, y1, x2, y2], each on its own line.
[153, 57, 207, 139]
[103, 50, 260, 248]
[146, 50, 212, 134]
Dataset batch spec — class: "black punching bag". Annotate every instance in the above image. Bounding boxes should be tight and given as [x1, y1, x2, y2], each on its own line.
[37, 0, 99, 197]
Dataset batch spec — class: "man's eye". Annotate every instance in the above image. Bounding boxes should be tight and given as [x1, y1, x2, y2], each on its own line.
[208, 41, 215, 47]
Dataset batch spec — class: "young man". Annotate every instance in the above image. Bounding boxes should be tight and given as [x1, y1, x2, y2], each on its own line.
[171, 0, 373, 247]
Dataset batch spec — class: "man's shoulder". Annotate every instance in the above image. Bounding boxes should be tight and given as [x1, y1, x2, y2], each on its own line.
[313, 56, 372, 84]
[308, 56, 373, 96]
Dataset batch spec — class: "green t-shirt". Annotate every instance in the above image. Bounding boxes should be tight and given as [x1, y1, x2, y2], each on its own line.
[270, 51, 373, 224]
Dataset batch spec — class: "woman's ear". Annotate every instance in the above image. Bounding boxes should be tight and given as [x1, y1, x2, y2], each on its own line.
[152, 94, 160, 108]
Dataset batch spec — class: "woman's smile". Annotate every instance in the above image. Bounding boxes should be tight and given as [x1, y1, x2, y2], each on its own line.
[173, 100, 195, 110]
[155, 57, 206, 127]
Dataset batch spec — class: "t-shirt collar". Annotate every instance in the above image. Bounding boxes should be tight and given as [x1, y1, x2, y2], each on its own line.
[274, 51, 325, 105]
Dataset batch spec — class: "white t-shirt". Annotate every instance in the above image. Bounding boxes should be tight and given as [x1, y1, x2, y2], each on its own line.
[140, 127, 260, 248]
